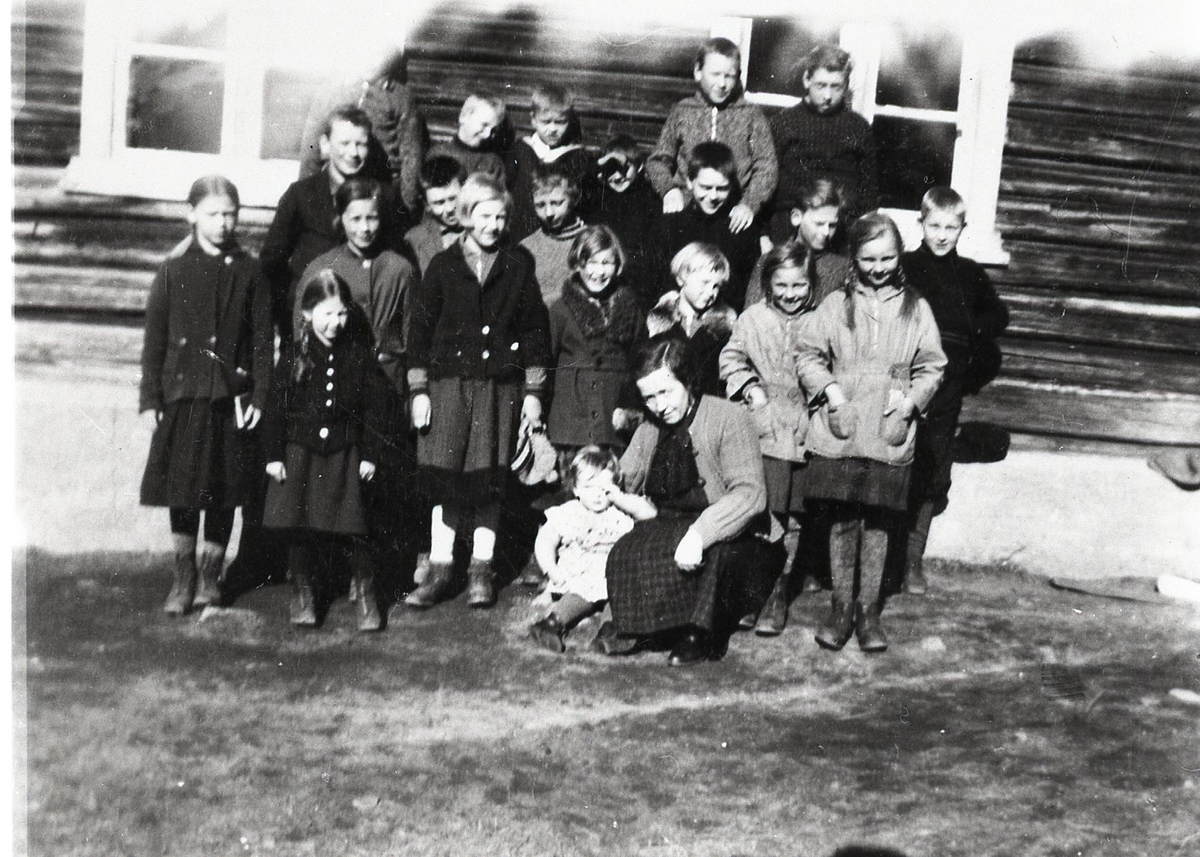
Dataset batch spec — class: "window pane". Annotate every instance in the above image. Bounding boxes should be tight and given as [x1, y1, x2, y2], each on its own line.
[126, 57, 224, 153]
[874, 116, 955, 210]
[260, 70, 325, 160]
[877, 26, 961, 111]
[746, 17, 841, 96]
[132, 6, 227, 49]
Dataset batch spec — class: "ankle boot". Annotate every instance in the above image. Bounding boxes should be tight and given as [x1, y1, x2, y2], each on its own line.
[529, 615, 566, 653]
[901, 500, 934, 596]
[288, 549, 318, 627]
[164, 534, 198, 616]
[404, 559, 454, 608]
[192, 541, 225, 609]
[755, 572, 790, 637]
[855, 602, 889, 652]
[814, 598, 854, 650]
[466, 558, 496, 608]
[353, 562, 382, 632]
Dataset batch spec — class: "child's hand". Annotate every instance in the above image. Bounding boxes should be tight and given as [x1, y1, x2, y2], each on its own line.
[674, 528, 704, 571]
[411, 393, 431, 430]
[140, 409, 162, 431]
[745, 385, 769, 411]
[359, 460, 376, 482]
[662, 188, 687, 213]
[521, 394, 543, 428]
[728, 204, 754, 234]
[266, 461, 286, 483]
[240, 403, 262, 430]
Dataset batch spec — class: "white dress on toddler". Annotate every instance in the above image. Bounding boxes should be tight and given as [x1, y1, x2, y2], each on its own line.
[542, 499, 636, 603]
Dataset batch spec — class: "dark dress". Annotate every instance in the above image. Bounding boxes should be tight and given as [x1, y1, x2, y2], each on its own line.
[139, 244, 272, 509]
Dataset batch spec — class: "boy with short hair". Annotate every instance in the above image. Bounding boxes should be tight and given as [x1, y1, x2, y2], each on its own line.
[646, 37, 778, 236]
[261, 105, 404, 337]
[519, 166, 587, 308]
[426, 94, 507, 184]
[654, 141, 761, 311]
[769, 45, 878, 243]
[750, 176, 852, 306]
[590, 134, 661, 310]
[404, 155, 468, 273]
[506, 84, 596, 240]
[896, 186, 1008, 594]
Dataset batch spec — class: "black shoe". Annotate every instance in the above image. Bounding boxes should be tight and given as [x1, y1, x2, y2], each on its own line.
[736, 612, 758, 631]
[530, 616, 566, 653]
[814, 599, 854, 651]
[855, 603, 889, 652]
[799, 574, 824, 594]
[901, 566, 928, 596]
[667, 631, 708, 667]
[591, 622, 639, 656]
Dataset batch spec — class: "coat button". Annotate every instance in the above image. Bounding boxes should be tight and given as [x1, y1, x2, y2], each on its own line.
[209, 335, 217, 344]
[327, 367, 335, 376]
[224, 255, 233, 265]
[482, 325, 490, 334]
[319, 427, 329, 439]
[362, 259, 370, 269]
[325, 399, 333, 407]
[482, 350, 490, 359]
[510, 342, 519, 351]
[326, 382, 334, 391]
[327, 353, 334, 362]
[179, 337, 187, 345]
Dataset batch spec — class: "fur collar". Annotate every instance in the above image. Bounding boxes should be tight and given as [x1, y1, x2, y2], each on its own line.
[647, 291, 736, 339]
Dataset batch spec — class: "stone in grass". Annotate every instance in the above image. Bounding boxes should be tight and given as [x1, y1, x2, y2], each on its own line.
[197, 606, 266, 630]
[352, 794, 381, 812]
[919, 636, 948, 653]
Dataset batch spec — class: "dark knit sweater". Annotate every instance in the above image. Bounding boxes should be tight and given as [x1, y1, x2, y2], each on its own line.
[769, 101, 878, 216]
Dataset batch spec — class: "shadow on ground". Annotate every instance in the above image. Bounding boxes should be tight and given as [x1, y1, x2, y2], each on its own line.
[19, 548, 1200, 857]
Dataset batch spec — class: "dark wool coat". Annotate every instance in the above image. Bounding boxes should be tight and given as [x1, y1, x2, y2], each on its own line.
[587, 177, 663, 310]
[139, 243, 272, 413]
[547, 279, 646, 448]
[406, 240, 552, 395]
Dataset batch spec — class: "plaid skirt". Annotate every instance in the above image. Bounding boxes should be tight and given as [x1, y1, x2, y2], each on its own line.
[605, 514, 780, 636]
[804, 455, 911, 513]
[763, 456, 810, 514]
[262, 443, 368, 536]
[140, 397, 260, 509]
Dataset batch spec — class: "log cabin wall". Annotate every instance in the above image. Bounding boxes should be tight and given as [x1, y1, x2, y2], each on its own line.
[12, 7, 1200, 445]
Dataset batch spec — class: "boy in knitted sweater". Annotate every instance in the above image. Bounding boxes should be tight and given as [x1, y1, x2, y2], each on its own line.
[646, 37, 777, 236]
[519, 166, 587, 308]
[769, 45, 878, 243]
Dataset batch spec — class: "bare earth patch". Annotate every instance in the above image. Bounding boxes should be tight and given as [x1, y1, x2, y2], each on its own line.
[21, 550, 1200, 857]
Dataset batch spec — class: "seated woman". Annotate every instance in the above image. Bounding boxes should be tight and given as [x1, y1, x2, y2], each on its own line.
[602, 333, 778, 665]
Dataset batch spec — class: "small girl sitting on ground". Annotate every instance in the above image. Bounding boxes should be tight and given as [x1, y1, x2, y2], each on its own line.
[529, 446, 657, 653]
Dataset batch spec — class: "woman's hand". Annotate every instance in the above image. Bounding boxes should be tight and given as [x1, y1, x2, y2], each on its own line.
[266, 461, 286, 483]
[674, 528, 704, 571]
[359, 460, 376, 482]
[411, 393, 431, 431]
[140, 409, 162, 431]
[521, 394, 543, 428]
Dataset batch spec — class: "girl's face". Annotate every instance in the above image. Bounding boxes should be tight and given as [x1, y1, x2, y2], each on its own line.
[304, 295, 349, 346]
[341, 198, 381, 254]
[188, 194, 238, 254]
[854, 232, 901, 289]
[791, 204, 840, 253]
[679, 264, 722, 314]
[467, 199, 508, 250]
[636, 366, 691, 426]
[574, 466, 615, 513]
[768, 264, 812, 315]
[581, 248, 619, 294]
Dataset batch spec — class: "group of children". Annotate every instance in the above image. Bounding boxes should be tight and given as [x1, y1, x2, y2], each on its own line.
[140, 36, 1005, 657]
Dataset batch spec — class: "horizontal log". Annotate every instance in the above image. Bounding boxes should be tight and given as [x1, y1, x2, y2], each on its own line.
[999, 157, 1200, 215]
[993, 240, 1200, 302]
[995, 336, 1200, 395]
[961, 378, 1200, 445]
[996, 199, 1200, 252]
[1005, 107, 1200, 173]
[15, 264, 155, 314]
[1010, 60, 1200, 121]
[998, 289, 1200, 354]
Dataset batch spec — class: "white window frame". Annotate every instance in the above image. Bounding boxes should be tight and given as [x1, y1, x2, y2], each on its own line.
[64, 1, 407, 208]
[714, 17, 1012, 265]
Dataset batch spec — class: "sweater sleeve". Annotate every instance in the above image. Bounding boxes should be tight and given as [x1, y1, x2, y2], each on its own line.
[259, 184, 302, 314]
[517, 258, 553, 397]
[691, 402, 767, 549]
[907, 299, 948, 416]
[645, 103, 684, 199]
[248, 268, 274, 411]
[619, 421, 658, 495]
[740, 107, 779, 215]
[404, 254, 446, 395]
[138, 265, 171, 413]
[718, 314, 760, 400]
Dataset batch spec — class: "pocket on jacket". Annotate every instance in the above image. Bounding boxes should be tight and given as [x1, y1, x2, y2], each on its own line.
[881, 409, 910, 446]
[827, 404, 856, 440]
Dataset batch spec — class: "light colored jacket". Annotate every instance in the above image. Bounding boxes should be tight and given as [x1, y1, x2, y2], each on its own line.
[796, 284, 946, 465]
[719, 301, 815, 463]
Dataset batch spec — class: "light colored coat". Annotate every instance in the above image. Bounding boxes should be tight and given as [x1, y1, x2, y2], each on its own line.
[796, 284, 946, 466]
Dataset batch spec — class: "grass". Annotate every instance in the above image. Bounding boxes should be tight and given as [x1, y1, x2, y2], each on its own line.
[20, 548, 1200, 857]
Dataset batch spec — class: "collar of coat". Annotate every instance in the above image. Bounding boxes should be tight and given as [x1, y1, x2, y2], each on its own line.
[647, 290, 736, 339]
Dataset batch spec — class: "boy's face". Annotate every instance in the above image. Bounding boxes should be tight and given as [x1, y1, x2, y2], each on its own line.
[678, 264, 722, 314]
[694, 53, 740, 106]
[531, 109, 570, 148]
[921, 208, 966, 257]
[790, 204, 841, 252]
[532, 185, 574, 231]
[321, 120, 370, 179]
[424, 179, 462, 229]
[459, 103, 500, 149]
[689, 167, 732, 215]
[802, 68, 848, 114]
[599, 153, 637, 193]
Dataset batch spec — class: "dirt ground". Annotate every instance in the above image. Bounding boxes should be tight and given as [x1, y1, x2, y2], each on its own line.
[18, 544, 1200, 857]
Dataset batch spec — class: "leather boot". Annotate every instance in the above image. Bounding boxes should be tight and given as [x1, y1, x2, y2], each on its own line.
[755, 571, 790, 637]
[814, 598, 854, 651]
[465, 558, 496, 608]
[163, 534, 197, 616]
[404, 559, 454, 608]
[352, 555, 382, 632]
[901, 500, 934, 596]
[412, 552, 431, 586]
[192, 541, 225, 609]
[288, 547, 318, 627]
[855, 602, 889, 652]
[529, 615, 566, 653]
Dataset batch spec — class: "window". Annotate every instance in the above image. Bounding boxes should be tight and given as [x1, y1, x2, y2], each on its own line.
[714, 16, 1012, 263]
